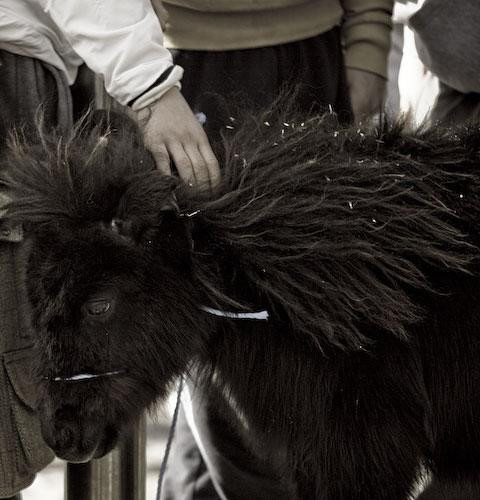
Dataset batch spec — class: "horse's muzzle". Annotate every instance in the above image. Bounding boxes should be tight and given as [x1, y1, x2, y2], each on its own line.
[39, 402, 119, 462]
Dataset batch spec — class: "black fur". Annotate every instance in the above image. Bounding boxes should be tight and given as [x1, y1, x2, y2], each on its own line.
[2, 110, 480, 498]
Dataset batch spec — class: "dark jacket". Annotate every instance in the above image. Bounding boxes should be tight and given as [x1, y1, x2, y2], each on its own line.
[0, 193, 54, 497]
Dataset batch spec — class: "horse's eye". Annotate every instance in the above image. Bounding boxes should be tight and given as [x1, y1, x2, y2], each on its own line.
[85, 299, 111, 316]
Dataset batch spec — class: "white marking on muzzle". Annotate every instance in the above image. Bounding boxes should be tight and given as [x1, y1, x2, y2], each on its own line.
[200, 306, 269, 320]
[50, 370, 125, 382]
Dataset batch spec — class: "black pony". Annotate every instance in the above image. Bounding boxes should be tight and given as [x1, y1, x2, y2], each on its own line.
[2, 110, 480, 499]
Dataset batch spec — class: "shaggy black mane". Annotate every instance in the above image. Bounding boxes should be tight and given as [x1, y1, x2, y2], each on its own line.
[2, 110, 480, 350]
[186, 112, 480, 349]
[0, 112, 177, 226]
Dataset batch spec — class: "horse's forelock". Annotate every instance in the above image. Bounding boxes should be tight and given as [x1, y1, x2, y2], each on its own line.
[0, 111, 172, 229]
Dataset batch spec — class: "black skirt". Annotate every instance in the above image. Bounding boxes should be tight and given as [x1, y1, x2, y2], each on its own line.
[172, 26, 352, 146]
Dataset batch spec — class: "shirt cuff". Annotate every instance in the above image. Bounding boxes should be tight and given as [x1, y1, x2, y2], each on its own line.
[129, 64, 184, 111]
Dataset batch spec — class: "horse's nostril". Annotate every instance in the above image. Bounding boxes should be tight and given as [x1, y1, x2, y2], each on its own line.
[57, 423, 74, 449]
[85, 298, 111, 316]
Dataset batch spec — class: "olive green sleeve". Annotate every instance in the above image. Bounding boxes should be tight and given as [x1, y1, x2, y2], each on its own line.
[340, 0, 394, 78]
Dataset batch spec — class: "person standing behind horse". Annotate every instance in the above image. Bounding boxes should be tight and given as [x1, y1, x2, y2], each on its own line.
[144, 1, 393, 498]
[153, 0, 392, 142]
[0, 1, 392, 498]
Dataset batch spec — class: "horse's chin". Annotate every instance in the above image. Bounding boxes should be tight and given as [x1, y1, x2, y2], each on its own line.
[39, 401, 120, 463]
[93, 425, 120, 459]
[48, 424, 119, 462]
[56, 447, 98, 464]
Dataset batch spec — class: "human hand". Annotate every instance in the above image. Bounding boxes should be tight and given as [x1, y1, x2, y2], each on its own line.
[135, 87, 220, 191]
[346, 68, 386, 123]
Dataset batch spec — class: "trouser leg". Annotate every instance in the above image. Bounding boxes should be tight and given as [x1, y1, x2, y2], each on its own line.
[0, 49, 72, 498]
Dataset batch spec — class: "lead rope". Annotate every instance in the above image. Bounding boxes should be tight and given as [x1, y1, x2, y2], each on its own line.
[155, 377, 185, 500]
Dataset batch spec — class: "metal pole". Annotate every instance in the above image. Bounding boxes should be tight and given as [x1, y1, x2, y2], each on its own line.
[65, 462, 92, 500]
[120, 417, 147, 500]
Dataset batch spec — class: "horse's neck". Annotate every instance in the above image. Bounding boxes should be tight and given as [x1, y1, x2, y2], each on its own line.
[192, 221, 264, 312]
[202, 319, 330, 446]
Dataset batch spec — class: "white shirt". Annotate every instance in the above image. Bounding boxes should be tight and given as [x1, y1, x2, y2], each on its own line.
[0, 0, 182, 108]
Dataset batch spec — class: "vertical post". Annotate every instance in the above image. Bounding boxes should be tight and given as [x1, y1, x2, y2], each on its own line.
[120, 417, 147, 500]
[64, 415, 146, 500]
[65, 462, 92, 500]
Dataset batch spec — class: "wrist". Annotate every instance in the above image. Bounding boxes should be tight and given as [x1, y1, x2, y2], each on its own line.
[129, 65, 184, 111]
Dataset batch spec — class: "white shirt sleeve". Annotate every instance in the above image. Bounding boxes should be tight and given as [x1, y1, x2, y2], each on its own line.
[39, 0, 182, 107]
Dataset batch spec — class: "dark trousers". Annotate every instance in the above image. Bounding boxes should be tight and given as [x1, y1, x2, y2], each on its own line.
[0, 50, 72, 499]
[162, 28, 352, 500]
[0, 50, 72, 151]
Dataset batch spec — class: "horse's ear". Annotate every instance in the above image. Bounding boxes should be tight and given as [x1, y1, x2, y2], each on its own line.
[154, 208, 194, 272]
[159, 197, 179, 214]
[107, 209, 193, 272]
